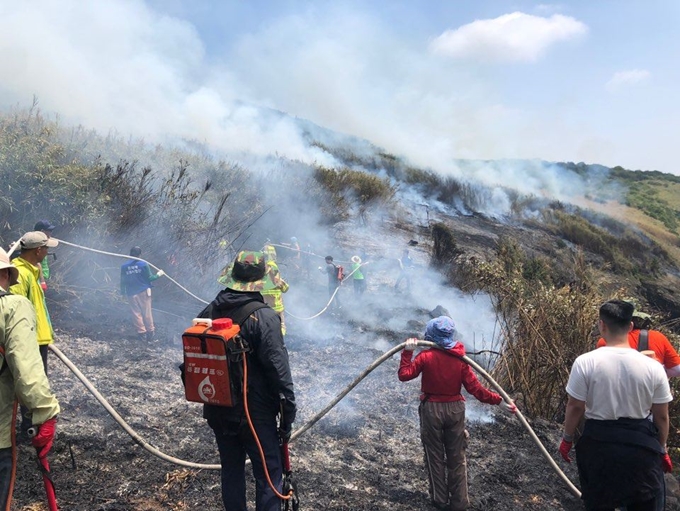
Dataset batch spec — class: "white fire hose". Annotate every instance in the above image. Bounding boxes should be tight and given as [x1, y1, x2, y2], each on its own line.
[54, 238, 362, 321]
[32, 238, 579, 497]
[49, 341, 581, 498]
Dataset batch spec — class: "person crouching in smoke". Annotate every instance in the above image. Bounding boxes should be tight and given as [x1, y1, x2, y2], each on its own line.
[398, 316, 516, 511]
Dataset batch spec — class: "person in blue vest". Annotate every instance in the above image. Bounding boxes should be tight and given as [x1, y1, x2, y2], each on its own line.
[120, 246, 164, 341]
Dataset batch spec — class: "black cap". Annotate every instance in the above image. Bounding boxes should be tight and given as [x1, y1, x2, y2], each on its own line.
[34, 219, 56, 231]
[130, 246, 142, 257]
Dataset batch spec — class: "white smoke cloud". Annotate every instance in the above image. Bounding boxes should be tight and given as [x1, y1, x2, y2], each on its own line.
[605, 69, 651, 92]
[428, 12, 588, 63]
[0, 1, 652, 189]
[0, 0, 325, 164]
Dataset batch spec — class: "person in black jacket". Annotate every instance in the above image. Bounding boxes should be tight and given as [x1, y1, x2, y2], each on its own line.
[201, 250, 296, 511]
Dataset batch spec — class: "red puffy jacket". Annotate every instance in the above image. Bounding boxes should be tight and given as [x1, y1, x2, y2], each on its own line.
[398, 342, 501, 404]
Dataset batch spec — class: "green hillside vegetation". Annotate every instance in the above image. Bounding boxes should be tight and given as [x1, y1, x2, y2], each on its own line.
[610, 165, 680, 233]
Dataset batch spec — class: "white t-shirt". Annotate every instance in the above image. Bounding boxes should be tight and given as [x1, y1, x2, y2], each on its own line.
[566, 346, 673, 420]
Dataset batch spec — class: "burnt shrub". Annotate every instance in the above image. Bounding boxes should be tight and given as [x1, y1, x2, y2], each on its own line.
[430, 222, 461, 268]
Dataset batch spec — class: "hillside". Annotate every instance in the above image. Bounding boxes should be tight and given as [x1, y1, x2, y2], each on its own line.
[3, 107, 680, 510]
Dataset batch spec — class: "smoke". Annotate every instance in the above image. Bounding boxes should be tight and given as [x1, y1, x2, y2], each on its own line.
[0, 0, 633, 202]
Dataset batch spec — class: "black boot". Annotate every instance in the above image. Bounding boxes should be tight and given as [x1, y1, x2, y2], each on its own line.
[146, 331, 156, 342]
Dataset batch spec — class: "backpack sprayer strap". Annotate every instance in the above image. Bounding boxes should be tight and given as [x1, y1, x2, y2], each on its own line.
[0, 291, 9, 377]
[638, 329, 649, 352]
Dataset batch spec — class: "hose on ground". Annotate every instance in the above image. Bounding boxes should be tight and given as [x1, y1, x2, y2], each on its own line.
[49, 344, 221, 470]
[50, 340, 581, 498]
[289, 340, 581, 498]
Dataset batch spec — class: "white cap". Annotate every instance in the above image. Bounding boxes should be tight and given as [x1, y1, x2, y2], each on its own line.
[0, 248, 19, 286]
[20, 231, 59, 250]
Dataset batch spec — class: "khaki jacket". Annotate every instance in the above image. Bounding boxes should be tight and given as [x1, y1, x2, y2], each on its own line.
[10, 256, 54, 345]
[0, 288, 60, 448]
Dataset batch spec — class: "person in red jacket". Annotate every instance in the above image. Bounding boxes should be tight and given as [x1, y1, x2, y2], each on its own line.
[398, 316, 516, 511]
[596, 307, 680, 378]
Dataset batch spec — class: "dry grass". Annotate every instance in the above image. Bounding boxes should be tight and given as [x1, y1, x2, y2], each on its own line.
[578, 198, 680, 266]
[461, 240, 604, 421]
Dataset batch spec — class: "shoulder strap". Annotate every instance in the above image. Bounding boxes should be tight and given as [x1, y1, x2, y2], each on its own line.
[0, 290, 9, 376]
[638, 330, 649, 352]
[228, 300, 269, 326]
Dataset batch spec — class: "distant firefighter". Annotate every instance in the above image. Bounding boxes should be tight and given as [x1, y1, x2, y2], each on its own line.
[398, 316, 516, 510]
[350, 255, 366, 296]
[395, 249, 413, 292]
[596, 301, 680, 378]
[120, 246, 165, 342]
[319, 255, 342, 309]
[33, 219, 56, 291]
[261, 245, 290, 335]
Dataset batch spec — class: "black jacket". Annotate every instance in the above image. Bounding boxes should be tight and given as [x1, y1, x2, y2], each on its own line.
[201, 290, 296, 426]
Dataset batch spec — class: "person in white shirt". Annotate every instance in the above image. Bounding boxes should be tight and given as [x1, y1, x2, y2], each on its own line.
[560, 299, 672, 511]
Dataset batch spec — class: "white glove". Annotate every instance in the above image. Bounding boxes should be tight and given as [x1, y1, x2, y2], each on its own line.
[499, 401, 517, 415]
[404, 338, 418, 351]
[317, 266, 323, 271]
[156, 270, 165, 277]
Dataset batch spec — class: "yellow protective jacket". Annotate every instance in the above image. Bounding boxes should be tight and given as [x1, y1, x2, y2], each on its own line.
[260, 261, 289, 312]
[10, 257, 54, 345]
[0, 287, 60, 448]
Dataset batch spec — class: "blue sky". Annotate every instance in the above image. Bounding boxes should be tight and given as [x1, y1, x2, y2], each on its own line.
[1, 0, 678, 175]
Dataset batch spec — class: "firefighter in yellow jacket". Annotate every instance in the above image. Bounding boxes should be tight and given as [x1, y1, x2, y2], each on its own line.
[0, 247, 60, 509]
[261, 245, 289, 335]
[10, 232, 58, 373]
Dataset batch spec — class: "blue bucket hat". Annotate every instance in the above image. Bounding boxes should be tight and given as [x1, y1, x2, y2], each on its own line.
[424, 316, 458, 349]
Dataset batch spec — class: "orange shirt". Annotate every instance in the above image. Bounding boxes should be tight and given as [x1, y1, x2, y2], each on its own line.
[596, 329, 680, 370]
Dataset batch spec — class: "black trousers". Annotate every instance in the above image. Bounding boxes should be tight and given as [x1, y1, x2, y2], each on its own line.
[210, 418, 283, 511]
[0, 447, 12, 510]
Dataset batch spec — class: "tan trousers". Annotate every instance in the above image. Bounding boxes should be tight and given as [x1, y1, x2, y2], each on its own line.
[420, 400, 468, 510]
[128, 290, 154, 335]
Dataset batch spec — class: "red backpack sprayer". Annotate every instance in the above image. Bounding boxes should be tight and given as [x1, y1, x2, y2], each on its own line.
[182, 317, 299, 510]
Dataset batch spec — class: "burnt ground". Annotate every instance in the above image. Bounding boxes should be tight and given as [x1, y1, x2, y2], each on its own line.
[9, 210, 680, 511]
[10, 281, 588, 511]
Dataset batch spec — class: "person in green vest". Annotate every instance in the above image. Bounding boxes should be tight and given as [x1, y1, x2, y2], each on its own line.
[33, 220, 56, 291]
[351, 255, 366, 296]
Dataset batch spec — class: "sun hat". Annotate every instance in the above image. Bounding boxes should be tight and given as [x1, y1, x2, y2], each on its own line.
[20, 231, 58, 250]
[424, 316, 458, 349]
[0, 247, 19, 286]
[351, 255, 361, 264]
[218, 251, 267, 291]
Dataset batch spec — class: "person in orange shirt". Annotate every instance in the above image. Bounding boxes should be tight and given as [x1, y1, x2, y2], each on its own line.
[596, 307, 680, 378]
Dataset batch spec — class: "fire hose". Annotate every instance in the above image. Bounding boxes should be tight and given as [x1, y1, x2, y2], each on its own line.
[53, 238, 362, 321]
[48, 341, 581, 498]
[10, 237, 580, 497]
